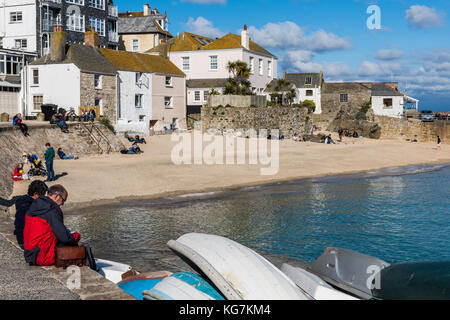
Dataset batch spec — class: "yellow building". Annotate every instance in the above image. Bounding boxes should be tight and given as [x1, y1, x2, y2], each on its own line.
[118, 4, 172, 53]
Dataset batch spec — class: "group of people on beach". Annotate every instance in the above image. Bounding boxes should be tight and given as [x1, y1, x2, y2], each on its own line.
[120, 133, 146, 155]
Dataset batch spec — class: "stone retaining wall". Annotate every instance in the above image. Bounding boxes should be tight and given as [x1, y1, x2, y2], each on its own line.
[201, 106, 313, 138]
[375, 116, 450, 143]
[0, 123, 124, 201]
[208, 95, 267, 108]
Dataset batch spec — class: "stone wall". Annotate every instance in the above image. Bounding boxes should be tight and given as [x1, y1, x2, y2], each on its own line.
[375, 116, 450, 143]
[321, 83, 372, 122]
[208, 95, 267, 108]
[80, 73, 117, 123]
[201, 106, 313, 138]
[0, 123, 124, 201]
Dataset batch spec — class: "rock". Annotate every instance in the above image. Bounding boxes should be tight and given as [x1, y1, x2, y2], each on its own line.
[328, 119, 382, 139]
[36, 113, 45, 121]
[1, 113, 9, 122]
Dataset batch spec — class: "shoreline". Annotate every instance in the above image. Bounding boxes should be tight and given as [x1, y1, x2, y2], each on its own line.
[62, 159, 450, 214]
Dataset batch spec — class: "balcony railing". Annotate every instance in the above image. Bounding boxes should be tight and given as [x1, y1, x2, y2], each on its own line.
[108, 6, 118, 17]
[108, 31, 118, 43]
[42, 19, 62, 32]
[42, 0, 62, 5]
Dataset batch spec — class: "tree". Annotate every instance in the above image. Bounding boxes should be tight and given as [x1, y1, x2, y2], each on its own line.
[225, 60, 252, 95]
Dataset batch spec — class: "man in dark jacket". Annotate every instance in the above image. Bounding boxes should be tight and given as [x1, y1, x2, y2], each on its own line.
[14, 181, 48, 248]
[44, 143, 55, 182]
[23, 185, 81, 266]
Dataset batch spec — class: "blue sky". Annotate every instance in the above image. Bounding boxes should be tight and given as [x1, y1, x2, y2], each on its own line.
[117, 0, 450, 111]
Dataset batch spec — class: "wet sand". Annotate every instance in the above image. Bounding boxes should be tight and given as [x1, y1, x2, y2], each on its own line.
[10, 133, 450, 211]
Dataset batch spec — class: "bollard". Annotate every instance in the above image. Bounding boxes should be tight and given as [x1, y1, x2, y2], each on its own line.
[36, 113, 45, 121]
[1, 113, 9, 122]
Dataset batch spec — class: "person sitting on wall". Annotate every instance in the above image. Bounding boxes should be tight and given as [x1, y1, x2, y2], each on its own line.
[57, 148, 78, 160]
[13, 114, 30, 137]
[88, 109, 96, 122]
[23, 185, 81, 266]
[55, 113, 69, 133]
[14, 180, 49, 249]
[12, 163, 30, 181]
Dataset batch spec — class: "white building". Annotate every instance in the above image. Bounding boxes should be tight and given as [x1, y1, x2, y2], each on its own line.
[99, 48, 186, 135]
[148, 26, 278, 112]
[285, 73, 323, 114]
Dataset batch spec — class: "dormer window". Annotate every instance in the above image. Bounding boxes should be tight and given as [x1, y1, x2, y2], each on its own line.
[305, 77, 312, 85]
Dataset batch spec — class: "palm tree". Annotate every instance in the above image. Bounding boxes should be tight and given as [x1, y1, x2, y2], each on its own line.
[226, 60, 252, 95]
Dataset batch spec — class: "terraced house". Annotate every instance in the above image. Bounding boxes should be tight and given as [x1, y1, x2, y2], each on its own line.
[148, 25, 278, 113]
[0, 0, 119, 57]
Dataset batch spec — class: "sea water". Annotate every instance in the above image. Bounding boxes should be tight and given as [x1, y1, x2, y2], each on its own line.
[66, 164, 450, 272]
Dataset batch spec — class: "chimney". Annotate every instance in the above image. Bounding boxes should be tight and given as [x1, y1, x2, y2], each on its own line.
[84, 29, 99, 47]
[144, 3, 150, 16]
[50, 27, 66, 62]
[283, 70, 287, 79]
[159, 38, 168, 59]
[241, 24, 249, 49]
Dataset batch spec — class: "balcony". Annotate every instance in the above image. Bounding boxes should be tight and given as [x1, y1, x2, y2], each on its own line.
[42, 0, 62, 7]
[42, 19, 62, 32]
[108, 6, 118, 18]
[108, 31, 118, 43]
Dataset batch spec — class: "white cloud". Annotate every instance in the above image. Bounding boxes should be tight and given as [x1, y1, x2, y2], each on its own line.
[406, 5, 445, 30]
[375, 49, 404, 61]
[184, 16, 225, 38]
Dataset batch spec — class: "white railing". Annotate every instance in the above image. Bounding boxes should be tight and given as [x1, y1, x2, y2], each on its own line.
[108, 6, 118, 17]
[108, 31, 118, 43]
[42, 19, 62, 32]
[43, 0, 62, 4]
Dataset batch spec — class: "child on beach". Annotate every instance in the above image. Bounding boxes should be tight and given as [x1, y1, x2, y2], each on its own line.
[12, 163, 30, 181]
[437, 136, 442, 150]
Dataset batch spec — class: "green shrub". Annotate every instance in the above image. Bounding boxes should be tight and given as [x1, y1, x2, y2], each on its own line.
[298, 100, 316, 113]
[100, 117, 115, 133]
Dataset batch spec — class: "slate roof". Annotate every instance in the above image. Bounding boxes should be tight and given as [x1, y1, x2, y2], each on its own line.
[30, 45, 117, 75]
[118, 16, 172, 37]
[371, 83, 404, 96]
[285, 73, 322, 88]
[264, 79, 296, 92]
[148, 32, 276, 58]
[187, 78, 229, 89]
[99, 48, 185, 76]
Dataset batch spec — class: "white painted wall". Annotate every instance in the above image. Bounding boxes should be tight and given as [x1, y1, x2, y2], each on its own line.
[187, 87, 223, 106]
[26, 63, 80, 116]
[242, 50, 277, 94]
[296, 87, 322, 114]
[372, 96, 404, 118]
[0, 0, 37, 52]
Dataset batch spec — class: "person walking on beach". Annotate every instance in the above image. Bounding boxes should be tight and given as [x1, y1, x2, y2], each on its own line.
[44, 143, 55, 182]
[23, 185, 81, 266]
[338, 128, 344, 142]
[437, 136, 442, 150]
[14, 181, 48, 249]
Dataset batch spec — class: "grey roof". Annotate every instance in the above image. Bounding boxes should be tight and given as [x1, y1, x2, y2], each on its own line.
[31, 45, 117, 75]
[371, 83, 404, 97]
[265, 79, 295, 92]
[187, 78, 229, 89]
[285, 73, 322, 88]
[118, 16, 171, 36]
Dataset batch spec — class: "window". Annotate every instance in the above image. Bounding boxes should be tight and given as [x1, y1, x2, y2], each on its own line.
[203, 90, 209, 102]
[340, 93, 348, 103]
[135, 94, 143, 108]
[259, 59, 263, 76]
[89, 17, 105, 36]
[182, 57, 190, 71]
[67, 0, 85, 5]
[209, 56, 218, 70]
[66, 13, 85, 32]
[132, 39, 139, 52]
[136, 72, 143, 84]
[305, 77, 312, 85]
[306, 90, 313, 97]
[1, 55, 23, 75]
[165, 76, 172, 87]
[33, 69, 39, 85]
[139, 115, 145, 122]
[94, 75, 102, 89]
[268, 61, 272, 77]
[249, 57, 254, 74]
[0, 37, 3, 48]
[89, 0, 105, 10]
[164, 97, 173, 109]
[15, 39, 27, 49]
[383, 98, 393, 109]
[10, 12, 23, 23]
[33, 95, 43, 111]
[0, 55, 4, 74]
[194, 91, 200, 102]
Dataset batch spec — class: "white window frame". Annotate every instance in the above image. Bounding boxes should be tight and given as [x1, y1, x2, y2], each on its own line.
[135, 94, 143, 108]
[67, 0, 85, 5]
[132, 39, 139, 52]
[89, 0, 105, 10]
[89, 17, 105, 37]
[194, 91, 200, 102]
[10, 12, 23, 23]
[305, 77, 312, 85]
[340, 93, 348, 103]
[259, 59, 263, 76]
[165, 76, 172, 87]
[203, 90, 209, 102]
[14, 39, 27, 49]
[32, 69, 39, 85]
[94, 74, 102, 89]
[268, 61, 272, 77]
[66, 13, 85, 32]
[164, 96, 173, 109]
[182, 57, 190, 71]
[209, 56, 218, 71]
[33, 95, 43, 112]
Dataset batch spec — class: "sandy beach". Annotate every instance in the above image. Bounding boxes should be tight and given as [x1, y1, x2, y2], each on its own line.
[10, 132, 450, 210]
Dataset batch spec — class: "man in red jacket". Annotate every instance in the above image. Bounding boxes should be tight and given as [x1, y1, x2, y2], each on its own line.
[23, 185, 81, 266]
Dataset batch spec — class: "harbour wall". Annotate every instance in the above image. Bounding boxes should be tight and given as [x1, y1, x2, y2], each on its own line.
[201, 106, 314, 138]
[0, 122, 124, 205]
[375, 116, 450, 143]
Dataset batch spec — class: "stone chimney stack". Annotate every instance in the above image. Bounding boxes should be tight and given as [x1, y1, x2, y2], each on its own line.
[84, 29, 99, 47]
[241, 24, 249, 50]
[50, 26, 66, 62]
[159, 38, 168, 59]
[144, 3, 151, 16]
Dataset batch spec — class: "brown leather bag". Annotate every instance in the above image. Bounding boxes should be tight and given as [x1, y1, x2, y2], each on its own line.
[55, 246, 86, 268]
